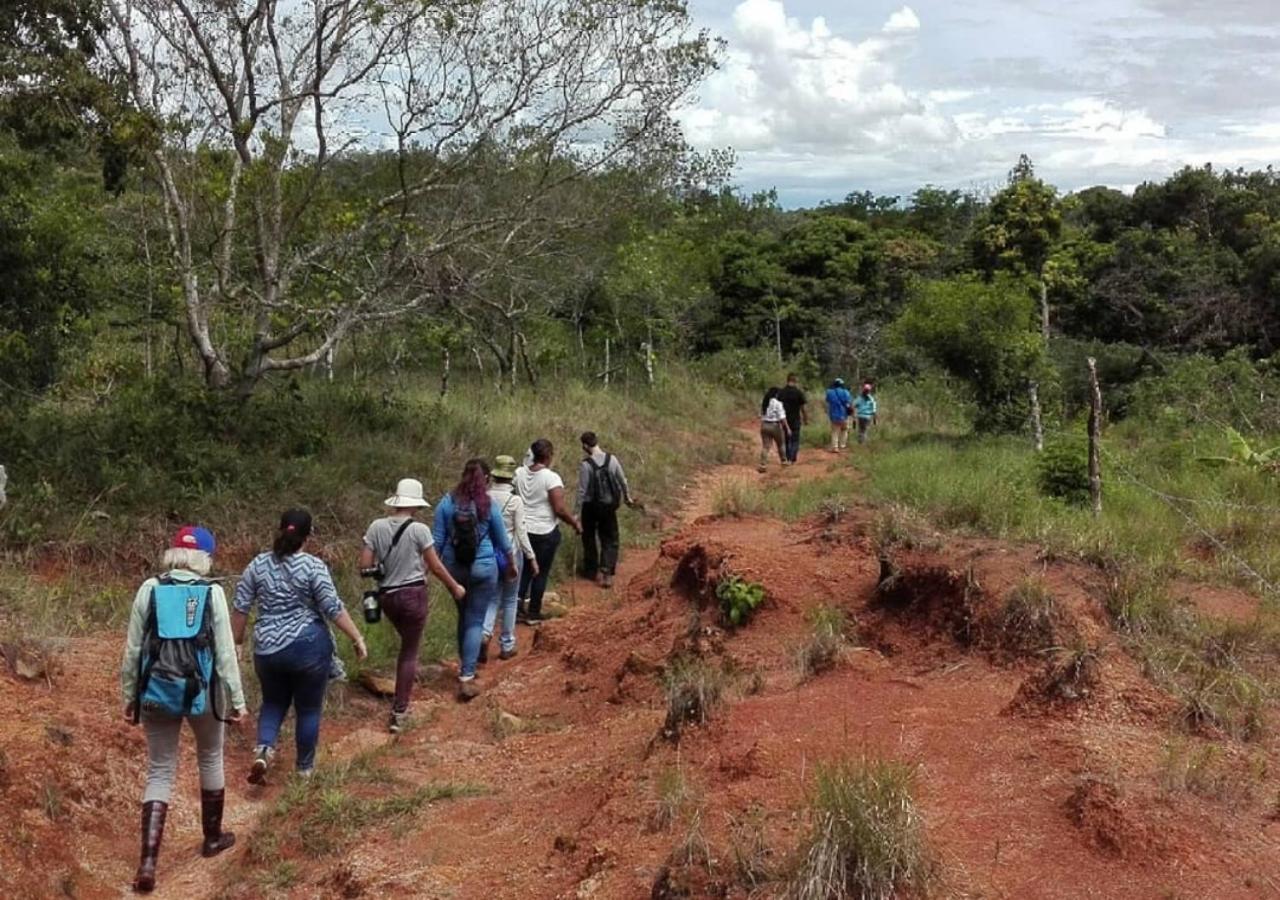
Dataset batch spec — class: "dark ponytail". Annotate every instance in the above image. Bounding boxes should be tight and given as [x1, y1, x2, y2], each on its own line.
[273, 508, 313, 559]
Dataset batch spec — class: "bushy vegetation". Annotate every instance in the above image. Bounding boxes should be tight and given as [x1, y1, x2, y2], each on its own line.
[791, 757, 933, 900]
[662, 656, 731, 740]
[717, 574, 766, 628]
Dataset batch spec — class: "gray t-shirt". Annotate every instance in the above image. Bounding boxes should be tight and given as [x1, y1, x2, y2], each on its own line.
[363, 515, 433, 588]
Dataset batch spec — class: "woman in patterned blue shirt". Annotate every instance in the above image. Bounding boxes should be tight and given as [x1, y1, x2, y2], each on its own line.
[232, 509, 367, 782]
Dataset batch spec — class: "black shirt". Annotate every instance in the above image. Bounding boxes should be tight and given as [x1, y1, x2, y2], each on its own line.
[776, 385, 807, 429]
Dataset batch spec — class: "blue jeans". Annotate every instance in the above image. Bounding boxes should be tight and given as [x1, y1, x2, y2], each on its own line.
[483, 554, 521, 653]
[449, 557, 499, 678]
[253, 620, 332, 771]
[784, 424, 802, 462]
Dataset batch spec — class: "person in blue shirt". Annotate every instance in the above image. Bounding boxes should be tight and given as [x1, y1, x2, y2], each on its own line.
[824, 378, 854, 452]
[434, 458, 516, 701]
[855, 384, 875, 448]
[854, 382, 879, 444]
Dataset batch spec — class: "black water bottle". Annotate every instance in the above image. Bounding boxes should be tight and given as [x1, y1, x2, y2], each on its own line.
[362, 589, 382, 624]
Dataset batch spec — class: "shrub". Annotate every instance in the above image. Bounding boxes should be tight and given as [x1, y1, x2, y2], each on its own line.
[796, 606, 850, 680]
[791, 757, 933, 900]
[651, 766, 696, 832]
[662, 656, 730, 740]
[993, 579, 1058, 654]
[717, 574, 766, 627]
[1036, 436, 1091, 505]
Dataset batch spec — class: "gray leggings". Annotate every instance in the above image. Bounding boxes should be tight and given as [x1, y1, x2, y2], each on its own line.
[142, 712, 224, 803]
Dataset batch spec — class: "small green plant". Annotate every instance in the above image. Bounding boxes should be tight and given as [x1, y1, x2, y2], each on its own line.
[1198, 426, 1280, 474]
[796, 605, 850, 680]
[651, 766, 696, 832]
[1040, 638, 1102, 701]
[1178, 666, 1265, 741]
[791, 757, 933, 900]
[711, 477, 765, 518]
[1158, 739, 1253, 806]
[261, 861, 299, 891]
[717, 574, 766, 627]
[1036, 436, 1091, 505]
[662, 656, 730, 740]
[870, 504, 937, 553]
[728, 805, 776, 890]
[40, 781, 64, 821]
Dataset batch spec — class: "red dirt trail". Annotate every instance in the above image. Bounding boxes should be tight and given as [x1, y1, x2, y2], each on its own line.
[3, 428, 1280, 898]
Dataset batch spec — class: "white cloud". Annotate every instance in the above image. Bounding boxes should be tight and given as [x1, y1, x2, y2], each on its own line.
[883, 6, 921, 34]
[682, 0, 955, 163]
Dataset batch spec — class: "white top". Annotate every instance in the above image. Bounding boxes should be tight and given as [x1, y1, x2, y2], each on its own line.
[489, 484, 536, 560]
[514, 465, 564, 535]
[762, 397, 787, 424]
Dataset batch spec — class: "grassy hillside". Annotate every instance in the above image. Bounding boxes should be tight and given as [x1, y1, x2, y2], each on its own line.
[0, 369, 743, 671]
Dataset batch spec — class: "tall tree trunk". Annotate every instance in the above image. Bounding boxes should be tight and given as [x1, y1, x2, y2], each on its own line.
[1038, 274, 1050, 343]
[1028, 380, 1045, 452]
[645, 322, 655, 386]
[774, 303, 783, 364]
[440, 347, 451, 398]
[603, 337, 611, 386]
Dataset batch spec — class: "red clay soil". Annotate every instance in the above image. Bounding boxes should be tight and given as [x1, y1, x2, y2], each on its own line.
[3, 432, 1280, 898]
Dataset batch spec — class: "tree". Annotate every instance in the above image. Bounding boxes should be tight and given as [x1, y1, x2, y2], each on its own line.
[99, 0, 716, 395]
[893, 275, 1046, 432]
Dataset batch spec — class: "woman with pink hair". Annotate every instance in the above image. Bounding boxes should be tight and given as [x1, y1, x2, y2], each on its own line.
[433, 459, 516, 700]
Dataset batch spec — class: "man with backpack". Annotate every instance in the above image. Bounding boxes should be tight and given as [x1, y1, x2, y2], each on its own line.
[576, 431, 635, 588]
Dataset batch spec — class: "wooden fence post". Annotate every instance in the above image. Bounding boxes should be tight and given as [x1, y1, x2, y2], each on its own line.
[1087, 357, 1103, 517]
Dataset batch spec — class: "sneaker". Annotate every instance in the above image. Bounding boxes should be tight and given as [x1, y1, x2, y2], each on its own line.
[296, 768, 314, 780]
[248, 745, 274, 785]
[389, 710, 410, 734]
[457, 678, 481, 702]
[601, 573, 614, 588]
[499, 647, 518, 661]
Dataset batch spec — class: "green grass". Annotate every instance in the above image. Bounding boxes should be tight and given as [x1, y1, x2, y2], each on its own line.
[0, 368, 740, 686]
[791, 756, 934, 900]
[241, 747, 482, 874]
[661, 655, 731, 740]
[795, 605, 851, 681]
[711, 472, 860, 522]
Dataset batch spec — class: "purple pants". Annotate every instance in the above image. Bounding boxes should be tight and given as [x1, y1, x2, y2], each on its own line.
[379, 584, 428, 713]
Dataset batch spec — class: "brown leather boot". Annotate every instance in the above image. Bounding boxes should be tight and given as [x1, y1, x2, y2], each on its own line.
[200, 789, 236, 858]
[133, 800, 166, 893]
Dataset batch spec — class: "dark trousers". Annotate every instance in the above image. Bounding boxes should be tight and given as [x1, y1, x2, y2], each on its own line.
[518, 527, 561, 618]
[253, 621, 331, 771]
[581, 502, 620, 576]
[379, 584, 427, 713]
[784, 424, 802, 462]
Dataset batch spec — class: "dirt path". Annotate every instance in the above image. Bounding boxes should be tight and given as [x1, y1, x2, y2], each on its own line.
[4, 425, 1280, 898]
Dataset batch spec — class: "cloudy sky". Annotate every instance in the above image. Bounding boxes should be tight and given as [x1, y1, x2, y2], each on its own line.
[680, 0, 1280, 206]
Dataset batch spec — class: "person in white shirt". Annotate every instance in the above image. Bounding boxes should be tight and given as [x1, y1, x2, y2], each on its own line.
[759, 386, 791, 472]
[514, 439, 582, 623]
[485, 455, 537, 659]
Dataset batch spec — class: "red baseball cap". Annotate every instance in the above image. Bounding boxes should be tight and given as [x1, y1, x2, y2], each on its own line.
[171, 525, 216, 555]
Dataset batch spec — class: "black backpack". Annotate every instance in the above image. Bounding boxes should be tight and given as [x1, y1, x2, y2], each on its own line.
[586, 454, 621, 510]
[451, 501, 480, 566]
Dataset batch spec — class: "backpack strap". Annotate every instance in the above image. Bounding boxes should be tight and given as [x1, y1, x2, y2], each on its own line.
[377, 518, 415, 576]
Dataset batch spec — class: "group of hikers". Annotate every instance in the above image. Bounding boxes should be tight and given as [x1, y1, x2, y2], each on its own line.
[118, 432, 633, 893]
[759, 374, 878, 469]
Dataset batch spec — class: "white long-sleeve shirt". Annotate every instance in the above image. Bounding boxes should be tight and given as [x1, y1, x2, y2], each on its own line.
[489, 484, 536, 561]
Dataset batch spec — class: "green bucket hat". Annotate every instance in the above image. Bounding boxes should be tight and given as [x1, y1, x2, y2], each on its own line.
[492, 455, 518, 480]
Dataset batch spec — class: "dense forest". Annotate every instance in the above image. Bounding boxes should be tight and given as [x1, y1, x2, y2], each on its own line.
[5, 0, 1280, 526]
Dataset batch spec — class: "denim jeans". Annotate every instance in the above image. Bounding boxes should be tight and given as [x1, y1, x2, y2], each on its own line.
[518, 528, 562, 618]
[449, 556, 498, 678]
[254, 620, 332, 771]
[784, 424, 802, 462]
[483, 554, 521, 653]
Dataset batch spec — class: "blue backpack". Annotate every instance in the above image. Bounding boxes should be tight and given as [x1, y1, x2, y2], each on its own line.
[133, 578, 224, 721]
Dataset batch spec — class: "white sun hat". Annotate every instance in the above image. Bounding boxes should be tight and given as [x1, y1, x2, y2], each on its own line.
[384, 477, 431, 509]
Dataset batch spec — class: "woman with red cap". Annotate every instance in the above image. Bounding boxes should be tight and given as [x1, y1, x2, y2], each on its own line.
[120, 525, 246, 893]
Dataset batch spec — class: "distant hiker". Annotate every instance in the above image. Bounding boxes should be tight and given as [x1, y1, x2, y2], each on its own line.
[121, 526, 246, 893]
[515, 438, 582, 624]
[485, 455, 537, 661]
[233, 509, 367, 781]
[434, 458, 517, 701]
[759, 386, 791, 472]
[576, 431, 635, 588]
[361, 478, 467, 732]
[825, 378, 854, 452]
[854, 382, 879, 445]
[776, 373, 809, 465]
